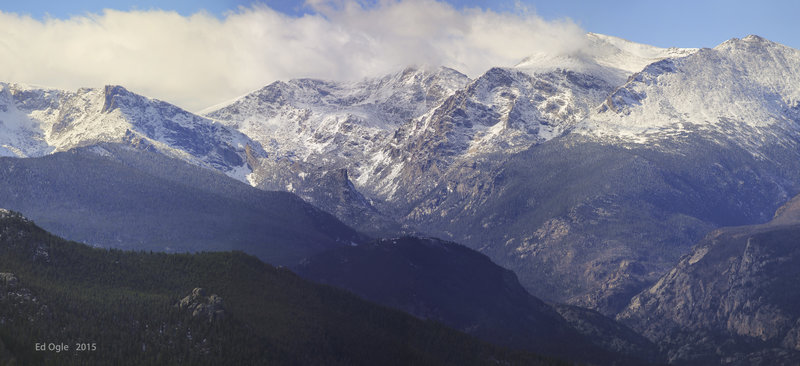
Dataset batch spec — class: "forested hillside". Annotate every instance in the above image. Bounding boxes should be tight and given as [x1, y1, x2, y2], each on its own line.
[0, 210, 564, 365]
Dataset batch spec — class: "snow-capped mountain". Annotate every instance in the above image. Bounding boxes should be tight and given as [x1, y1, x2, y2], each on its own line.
[203, 33, 800, 320]
[194, 33, 718, 300]
[395, 35, 800, 314]
[4, 31, 800, 346]
[353, 33, 697, 206]
[203, 66, 470, 234]
[516, 33, 696, 86]
[200, 33, 697, 209]
[361, 66, 620, 204]
[204, 66, 469, 184]
[0, 83, 264, 180]
[584, 35, 800, 149]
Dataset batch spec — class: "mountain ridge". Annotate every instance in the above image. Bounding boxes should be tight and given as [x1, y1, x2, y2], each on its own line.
[0, 144, 365, 265]
[0, 82, 265, 181]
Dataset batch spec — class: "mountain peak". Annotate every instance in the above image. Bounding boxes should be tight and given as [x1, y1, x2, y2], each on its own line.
[589, 32, 800, 147]
[743, 34, 767, 42]
[0, 82, 261, 181]
[101, 85, 134, 113]
[714, 34, 787, 53]
[515, 33, 696, 86]
[103, 84, 129, 94]
[396, 65, 467, 81]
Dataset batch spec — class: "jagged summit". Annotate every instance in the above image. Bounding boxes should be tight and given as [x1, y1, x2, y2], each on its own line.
[100, 84, 134, 113]
[202, 65, 470, 190]
[0, 82, 264, 181]
[582, 34, 800, 150]
[202, 65, 468, 123]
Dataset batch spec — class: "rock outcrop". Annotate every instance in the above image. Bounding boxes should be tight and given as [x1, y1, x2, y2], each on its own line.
[0, 272, 19, 288]
[177, 288, 225, 322]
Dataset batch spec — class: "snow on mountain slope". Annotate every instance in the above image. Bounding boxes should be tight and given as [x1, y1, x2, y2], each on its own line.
[586, 33, 697, 75]
[358, 66, 621, 202]
[199, 33, 699, 208]
[201, 66, 469, 233]
[352, 34, 697, 203]
[392, 35, 800, 315]
[0, 84, 55, 157]
[204, 66, 469, 174]
[0, 82, 265, 181]
[584, 35, 800, 150]
[516, 33, 697, 89]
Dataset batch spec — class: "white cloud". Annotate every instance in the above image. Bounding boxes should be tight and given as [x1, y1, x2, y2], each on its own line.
[0, 0, 586, 111]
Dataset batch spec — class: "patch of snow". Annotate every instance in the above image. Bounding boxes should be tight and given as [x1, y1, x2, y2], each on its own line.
[225, 164, 252, 183]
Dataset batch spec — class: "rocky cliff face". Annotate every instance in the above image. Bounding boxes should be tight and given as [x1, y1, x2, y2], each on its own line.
[249, 162, 404, 237]
[617, 194, 800, 364]
[284, 168, 405, 237]
[402, 131, 800, 315]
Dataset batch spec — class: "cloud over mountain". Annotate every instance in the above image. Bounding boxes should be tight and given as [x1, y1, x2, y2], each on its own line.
[0, 0, 586, 111]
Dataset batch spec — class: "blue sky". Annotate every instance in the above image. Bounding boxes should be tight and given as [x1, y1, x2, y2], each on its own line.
[529, 0, 800, 49]
[4, 0, 798, 49]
